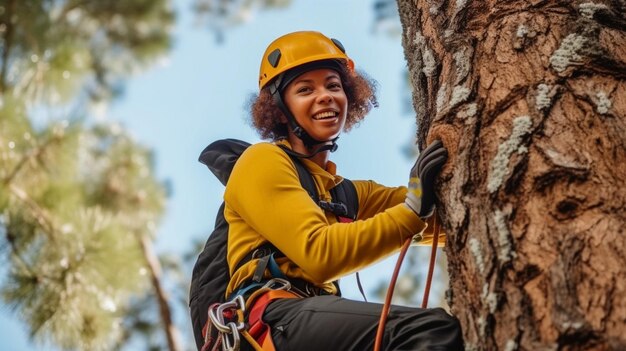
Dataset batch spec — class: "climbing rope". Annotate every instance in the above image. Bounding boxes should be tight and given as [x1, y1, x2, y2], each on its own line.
[374, 217, 442, 351]
[422, 216, 440, 308]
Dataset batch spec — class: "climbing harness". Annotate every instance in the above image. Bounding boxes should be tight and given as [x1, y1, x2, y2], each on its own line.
[201, 220, 442, 351]
[201, 278, 300, 351]
[246, 283, 300, 351]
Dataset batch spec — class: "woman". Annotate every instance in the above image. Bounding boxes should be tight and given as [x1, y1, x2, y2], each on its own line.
[223, 31, 463, 351]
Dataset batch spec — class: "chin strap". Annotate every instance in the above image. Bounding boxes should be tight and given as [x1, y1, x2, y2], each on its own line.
[270, 78, 339, 154]
[277, 142, 338, 159]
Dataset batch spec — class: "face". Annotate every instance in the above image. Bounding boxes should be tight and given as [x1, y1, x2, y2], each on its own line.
[282, 68, 348, 143]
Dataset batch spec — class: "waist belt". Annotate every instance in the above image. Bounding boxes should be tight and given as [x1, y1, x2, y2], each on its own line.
[246, 289, 300, 351]
[230, 277, 334, 302]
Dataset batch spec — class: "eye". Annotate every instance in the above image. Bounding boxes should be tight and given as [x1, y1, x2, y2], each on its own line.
[296, 86, 312, 94]
[328, 82, 342, 90]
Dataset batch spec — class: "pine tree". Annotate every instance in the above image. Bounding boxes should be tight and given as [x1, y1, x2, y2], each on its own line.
[0, 0, 178, 349]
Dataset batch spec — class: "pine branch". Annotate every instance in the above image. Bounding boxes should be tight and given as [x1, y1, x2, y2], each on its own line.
[3, 134, 62, 186]
[0, 0, 16, 93]
[138, 234, 183, 351]
[8, 184, 56, 241]
[4, 229, 38, 279]
[56, 0, 94, 22]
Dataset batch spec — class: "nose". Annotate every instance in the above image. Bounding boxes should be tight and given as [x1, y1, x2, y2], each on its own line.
[317, 91, 333, 104]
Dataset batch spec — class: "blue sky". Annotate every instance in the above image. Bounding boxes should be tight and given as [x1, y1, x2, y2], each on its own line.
[0, 0, 432, 349]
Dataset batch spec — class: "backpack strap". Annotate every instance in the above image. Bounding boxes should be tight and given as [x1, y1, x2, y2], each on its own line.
[279, 145, 319, 203]
[278, 143, 359, 221]
[328, 179, 358, 222]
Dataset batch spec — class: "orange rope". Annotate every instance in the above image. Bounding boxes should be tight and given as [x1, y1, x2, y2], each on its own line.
[373, 237, 411, 351]
[422, 216, 440, 308]
[373, 218, 442, 351]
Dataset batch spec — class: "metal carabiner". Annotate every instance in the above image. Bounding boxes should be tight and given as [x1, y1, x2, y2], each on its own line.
[208, 304, 231, 333]
[262, 277, 292, 291]
[232, 294, 246, 314]
[209, 295, 247, 333]
[222, 322, 241, 351]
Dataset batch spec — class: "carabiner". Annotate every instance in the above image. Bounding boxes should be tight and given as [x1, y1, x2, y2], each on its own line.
[208, 295, 247, 333]
[262, 277, 291, 291]
[222, 322, 241, 351]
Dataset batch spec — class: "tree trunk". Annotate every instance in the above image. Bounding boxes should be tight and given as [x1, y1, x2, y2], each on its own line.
[397, 1, 626, 350]
[139, 234, 183, 351]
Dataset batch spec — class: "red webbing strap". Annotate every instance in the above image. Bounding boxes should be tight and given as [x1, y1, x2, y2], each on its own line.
[337, 216, 353, 223]
[248, 289, 300, 351]
[201, 303, 221, 351]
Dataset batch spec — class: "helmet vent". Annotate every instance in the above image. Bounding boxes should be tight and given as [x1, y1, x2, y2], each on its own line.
[268, 49, 282, 68]
[331, 38, 346, 53]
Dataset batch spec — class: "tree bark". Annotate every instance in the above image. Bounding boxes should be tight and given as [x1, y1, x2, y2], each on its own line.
[139, 234, 183, 351]
[397, 1, 626, 350]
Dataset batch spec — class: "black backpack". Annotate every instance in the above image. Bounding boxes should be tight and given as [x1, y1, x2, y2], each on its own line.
[188, 139, 359, 350]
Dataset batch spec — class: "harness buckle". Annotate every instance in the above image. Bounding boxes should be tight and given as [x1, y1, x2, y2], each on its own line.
[318, 200, 348, 217]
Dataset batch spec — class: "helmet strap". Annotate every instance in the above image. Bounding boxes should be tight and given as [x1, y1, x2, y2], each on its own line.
[279, 142, 338, 159]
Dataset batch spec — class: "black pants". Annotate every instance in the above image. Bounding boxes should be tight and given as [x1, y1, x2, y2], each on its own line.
[243, 295, 463, 351]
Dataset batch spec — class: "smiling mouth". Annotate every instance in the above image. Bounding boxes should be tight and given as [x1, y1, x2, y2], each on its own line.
[312, 111, 338, 120]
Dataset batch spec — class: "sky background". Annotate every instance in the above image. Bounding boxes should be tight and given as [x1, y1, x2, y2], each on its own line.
[0, 0, 442, 349]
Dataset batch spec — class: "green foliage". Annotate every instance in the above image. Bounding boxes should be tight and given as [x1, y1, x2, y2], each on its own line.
[0, 0, 174, 104]
[0, 0, 174, 349]
[1, 119, 167, 350]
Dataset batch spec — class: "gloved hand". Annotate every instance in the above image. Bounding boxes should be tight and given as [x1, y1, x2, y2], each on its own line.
[405, 140, 448, 219]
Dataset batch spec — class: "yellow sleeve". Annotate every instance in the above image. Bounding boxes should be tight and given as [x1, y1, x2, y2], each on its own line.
[224, 143, 426, 284]
[352, 181, 446, 247]
[351, 180, 406, 220]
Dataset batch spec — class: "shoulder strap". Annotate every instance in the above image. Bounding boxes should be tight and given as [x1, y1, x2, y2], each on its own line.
[232, 145, 319, 276]
[330, 179, 359, 221]
[277, 144, 319, 202]
[276, 144, 358, 220]
[290, 155, 319, 203]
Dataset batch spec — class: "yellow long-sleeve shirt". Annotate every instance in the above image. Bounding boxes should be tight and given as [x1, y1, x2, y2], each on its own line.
[224, 141, 444, 297]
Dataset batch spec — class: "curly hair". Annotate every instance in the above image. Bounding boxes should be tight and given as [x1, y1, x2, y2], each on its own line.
[248, 63, 378, 141]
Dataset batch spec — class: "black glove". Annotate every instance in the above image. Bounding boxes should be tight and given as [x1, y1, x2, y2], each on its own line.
[405, 140, 448, 219]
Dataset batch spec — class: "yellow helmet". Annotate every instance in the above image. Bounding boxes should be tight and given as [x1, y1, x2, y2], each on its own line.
[258, 31, 355, 90]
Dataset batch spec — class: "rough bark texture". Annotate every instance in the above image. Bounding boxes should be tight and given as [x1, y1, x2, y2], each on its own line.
[397, 1, 626, 350]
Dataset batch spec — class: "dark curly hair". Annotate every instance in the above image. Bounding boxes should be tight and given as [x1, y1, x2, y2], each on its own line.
[248, 63, 378, 140]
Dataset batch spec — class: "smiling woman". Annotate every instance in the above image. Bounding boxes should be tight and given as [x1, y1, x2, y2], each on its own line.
[282, 68, 348, 147]
[249, 52, 376, 150]
[190, 30, 463, 351]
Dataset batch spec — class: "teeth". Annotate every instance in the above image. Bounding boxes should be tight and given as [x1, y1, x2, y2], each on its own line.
[313, 111, 337, 120]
